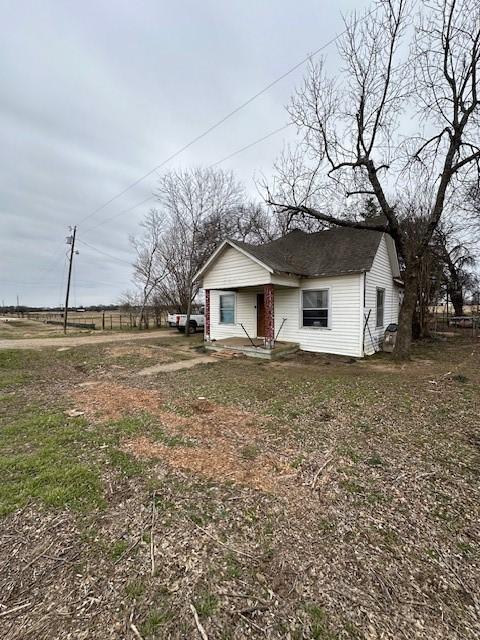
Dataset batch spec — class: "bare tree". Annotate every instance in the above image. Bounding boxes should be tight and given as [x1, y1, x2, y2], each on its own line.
[266, 0, 480, 359]
[119, 289, 141, 327]
[213, 201, 279, 244]
[129, 180, 275, 319]
[155, 167, 245, 335]
[130, 209, 168, 329]
[434, 222, 478, 316]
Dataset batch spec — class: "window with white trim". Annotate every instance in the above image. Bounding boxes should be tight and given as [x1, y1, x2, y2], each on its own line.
[219, 293, 235, 324]
[376, 288, 385, 327]
[302, 289, 329, 328]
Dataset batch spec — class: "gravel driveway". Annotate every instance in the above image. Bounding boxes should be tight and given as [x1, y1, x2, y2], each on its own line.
[0, 329, 181, 350]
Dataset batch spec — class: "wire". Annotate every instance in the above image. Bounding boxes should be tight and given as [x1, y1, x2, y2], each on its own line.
[83, 196, 155, 234]
[0, 280, 63, 287]
[76, 279, 130, 287]
[210, 123, 293, 167]
[58, 253, 68, 308]
[82, 121, 293, 235]
[77, 238, 134, 267]
[72, 252, 78, 309]
[76, 3, 380, 227]
[26, 242, 69, 288]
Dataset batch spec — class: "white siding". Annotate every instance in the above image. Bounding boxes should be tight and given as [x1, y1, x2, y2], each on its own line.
[203, 246, 271, 289]
[209, 289, 257, 340]
[208, 276, 363, 356]
[275, 274, 363, 358]
[364, 235, 400, 355]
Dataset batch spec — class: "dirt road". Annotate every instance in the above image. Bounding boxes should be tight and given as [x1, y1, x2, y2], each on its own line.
[0, 329, 182, 350]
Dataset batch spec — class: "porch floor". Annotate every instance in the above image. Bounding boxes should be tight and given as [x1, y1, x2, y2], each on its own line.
[205, 337, 299, 360]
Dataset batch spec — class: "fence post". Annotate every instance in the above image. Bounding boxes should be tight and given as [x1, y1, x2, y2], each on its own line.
[120, 315, 122, 330]
[110, 315, 113, 330]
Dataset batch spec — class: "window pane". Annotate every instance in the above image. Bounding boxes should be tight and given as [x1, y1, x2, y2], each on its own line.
[376, 289, 385, 327]
[303, 309, 328, 327]
[220, 295, 234, 310]
[220, 308, 234, 324]
[219, 294, 235, 324]
[303, 290, 328, 309]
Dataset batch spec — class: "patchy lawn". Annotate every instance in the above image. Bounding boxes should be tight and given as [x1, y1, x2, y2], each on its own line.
[0, 317, 92, 340]
[0, 335, 479, 639]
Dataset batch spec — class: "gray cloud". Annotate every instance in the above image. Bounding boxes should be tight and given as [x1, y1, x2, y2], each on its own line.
[1, 0, 365, 307]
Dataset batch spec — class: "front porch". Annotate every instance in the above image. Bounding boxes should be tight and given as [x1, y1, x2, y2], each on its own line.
[205, 337, 299, 360]
[205, 283, 288, 350]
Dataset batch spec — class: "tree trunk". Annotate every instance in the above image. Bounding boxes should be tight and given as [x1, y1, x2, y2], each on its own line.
[138, 300, 147, 330]
[393, 267, 419, 361]
[450, 287, 463, 317]
[183, 287, 193, 338]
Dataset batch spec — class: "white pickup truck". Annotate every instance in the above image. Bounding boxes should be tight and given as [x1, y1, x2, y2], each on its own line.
[167, 309, 205, 334]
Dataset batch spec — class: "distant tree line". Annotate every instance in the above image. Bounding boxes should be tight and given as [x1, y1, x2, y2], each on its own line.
[1, 304, 121, 315]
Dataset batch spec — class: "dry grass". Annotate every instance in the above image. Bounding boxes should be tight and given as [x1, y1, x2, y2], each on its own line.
[121, 400, 296, 493]
[71, 382, 164, 421]
[0, 335, 479, 639]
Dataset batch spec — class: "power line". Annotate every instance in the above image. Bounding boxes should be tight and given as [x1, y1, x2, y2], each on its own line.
[72, 249, 78, 309]
[77, 238, 134, 267]
[1, 280, 64, 287]
[58, 253, 68, 308]
[82, 121, 293, 235]
[27, 242, 70, 287]
[77, 3, 380, 228]
[83, 196, 155, 234]
[210, 123, 293, 167]
[75, 278, 131, 287]
[1, 277, 129, 288]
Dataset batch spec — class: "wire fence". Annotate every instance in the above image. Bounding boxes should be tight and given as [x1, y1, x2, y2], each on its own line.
[24, 311, 168, 331]
[431, 315, 480, 338]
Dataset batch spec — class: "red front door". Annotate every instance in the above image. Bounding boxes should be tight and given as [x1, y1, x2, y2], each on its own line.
[257, 294, 265, 337]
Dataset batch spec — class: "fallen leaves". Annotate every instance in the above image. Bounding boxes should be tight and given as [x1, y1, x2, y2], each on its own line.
[70, 382, 163, 421]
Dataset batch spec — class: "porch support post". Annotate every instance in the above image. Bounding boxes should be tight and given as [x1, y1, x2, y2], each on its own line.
[204, 289, 211, 341]
[264, 283, 274, 349]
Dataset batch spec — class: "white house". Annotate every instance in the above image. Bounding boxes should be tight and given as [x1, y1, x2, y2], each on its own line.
[194, 225, 403, 358]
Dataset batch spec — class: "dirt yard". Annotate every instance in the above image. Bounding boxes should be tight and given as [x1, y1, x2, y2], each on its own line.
[0, 334, 479, 639]
[0, 316, 180, 349]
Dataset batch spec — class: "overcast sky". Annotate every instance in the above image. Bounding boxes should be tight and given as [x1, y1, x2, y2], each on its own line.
[1, 0, 368, 307]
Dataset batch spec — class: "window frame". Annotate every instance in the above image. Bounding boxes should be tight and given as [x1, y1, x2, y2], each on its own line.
[219, 292, 236, 325]
[376, 287, 385, 328]
[300, 287, 331, 330]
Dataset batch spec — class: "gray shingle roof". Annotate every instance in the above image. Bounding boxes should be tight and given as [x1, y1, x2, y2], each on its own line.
[230, 227, 384, 277]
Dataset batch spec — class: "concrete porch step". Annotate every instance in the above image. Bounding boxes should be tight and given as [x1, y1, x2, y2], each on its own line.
[205, 340, 299, 360]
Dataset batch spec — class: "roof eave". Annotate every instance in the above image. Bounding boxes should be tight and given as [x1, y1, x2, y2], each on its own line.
[305, 269, 366, 278]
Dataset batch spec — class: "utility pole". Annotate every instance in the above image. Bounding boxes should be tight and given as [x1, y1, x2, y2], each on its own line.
[63, 226, 77, 334]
